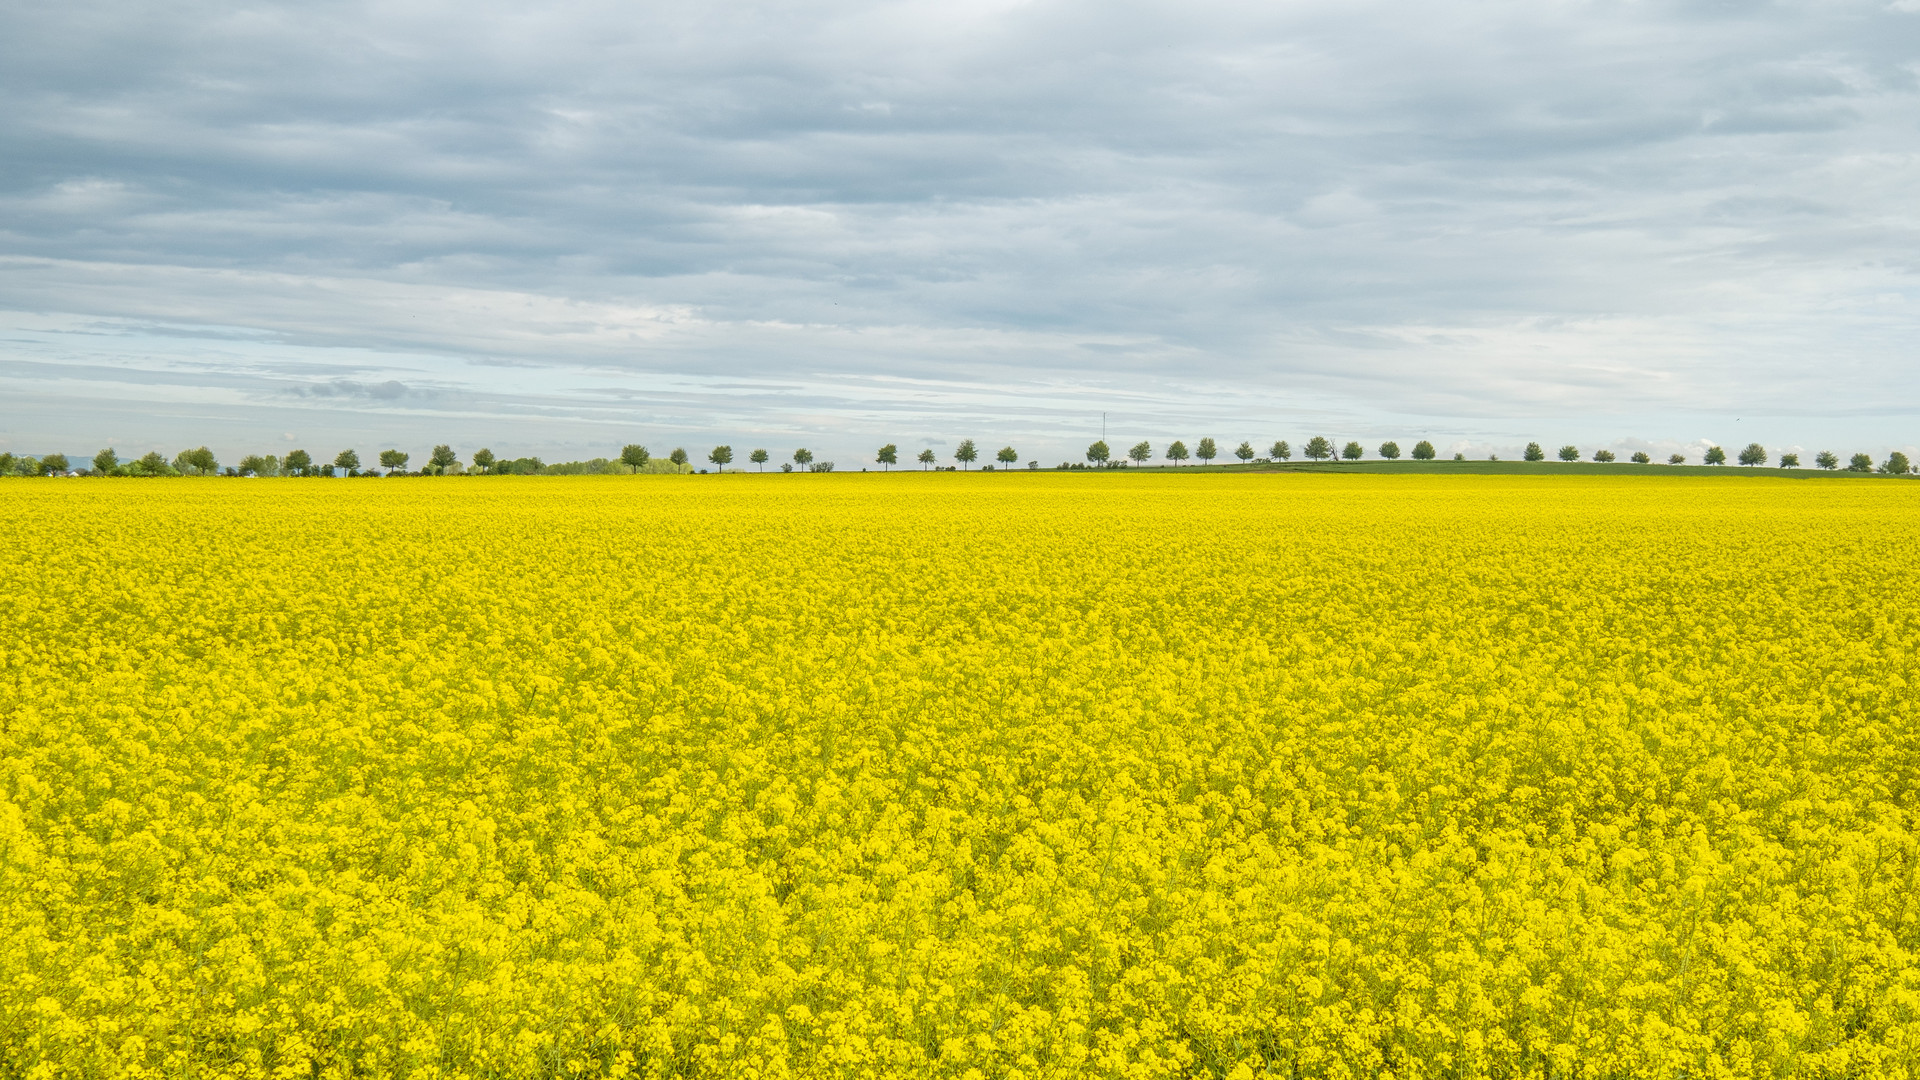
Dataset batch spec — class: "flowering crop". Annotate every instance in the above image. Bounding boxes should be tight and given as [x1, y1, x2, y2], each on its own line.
[1, 474, 1916, 1079]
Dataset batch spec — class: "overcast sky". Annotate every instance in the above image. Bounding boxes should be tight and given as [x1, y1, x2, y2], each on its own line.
[3, 0, 1917, 466]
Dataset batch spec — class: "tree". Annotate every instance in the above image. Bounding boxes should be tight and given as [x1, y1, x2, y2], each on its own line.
[1341, 441, 1363, 460]
[1196, 437, 1217, 465]
[709, 445, 733, 471]
[1779, 452, 1799, 468]
[379, 449, 409, 474]
[1271, 440, 1291, 461]
[93, 448, 117, 474]
[1524, 442, 1546, 462]
[470, 448, 495, 474]
[1411, 440, 1435, 460]
[170, 447, 218, 475]
[876, 444, 897, 471]
[285, 449, 313, 476]
[1848, 453, 1873, 472]
[1304, 437, 1332, 460]
[1128, 441, 1151, 466]
[1558, 445, 1579, 462]
[1737, 442, 1766, 467]
[43, 453, 69, 475]
[237, 454, 269, 476]
[1704, 446, 1727, 466]
[334, 449, 360, 476]
[1234, 441, 1254, 463]
[430, 445, 458, 472]
[1087, 440, 1110, 466]
[1883, 451, 1913, 475]
[792, 448, 813, 470]
[619, 444, 650, 472]
[1669, 453, 1686, 465]
[955, 439, 978, 469]
[667, 447, 689, 467]
[137, 451, 169, 475]
[1593, 449, 1615, 462]
[1378, 441, 1401, 460]
[0, 453, 12, 475]
[918, 448, 935, 469]
[1630, 451, 1651, 464]
[750, 448, 769, 471]
[996, 446, 1018, 468]
[1815, 450, 1839, 470]
[1167, 440, 1189, 465]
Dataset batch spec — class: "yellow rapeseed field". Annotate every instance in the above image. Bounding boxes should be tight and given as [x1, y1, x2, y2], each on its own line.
[1, 473, 1916, 1079]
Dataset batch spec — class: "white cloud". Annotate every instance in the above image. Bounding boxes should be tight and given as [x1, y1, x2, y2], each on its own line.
[1, 0, 1917, 460]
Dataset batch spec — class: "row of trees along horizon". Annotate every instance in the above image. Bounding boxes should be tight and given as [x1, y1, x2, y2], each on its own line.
[2, 438, 1915, 477]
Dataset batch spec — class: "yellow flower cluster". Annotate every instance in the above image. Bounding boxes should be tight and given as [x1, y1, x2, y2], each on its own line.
[1, 474, 1916, 1079]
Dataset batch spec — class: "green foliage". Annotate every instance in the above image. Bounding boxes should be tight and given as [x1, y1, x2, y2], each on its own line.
[619, 445, 650, 471]
[1737, 442, 1766, 467]
[1593, 449, 1615, 463]
[42, 453, 69, 475]
[876, 444, 897, 470]
[669, 448, 690, 467]
[709, 446, 733, 470]
[1304, 437, 1332, 461]
[1779, 453, 1799, 469]
[174, 447, 218, 475]
[1558, 445, 1579, 462]
[471, 448, 495, 473]
[1669, 453, 1687, 465]
[918, 449, 936, 468]
[1195, 437, 1217, 464]
[1815, 451, 1839, 470]
[1848, 453, 1873, 472]
[1880, 452, 1910, 475]
[379, 449, 410, 473]
[954, 440, 978, 467]
[1128, 441, 1151, 466]
[1630, 452, 1651, 464]
[1411, 441, 1435, 461]
[1234, 441, 1254, 463]
[1166, 440, 1189, 465]
[751, 449, 770, 470]
[1524, 442, 1546, 462]
[1086, 440, 1110, 465]
[1378, 441, 1400, 460]
[1704, 446, 1727, 466]
[544, 458, 634, 475]
[430, 445, 458, 469]
[237, 454, 275, 477]
[996, 446, 1018, 467]
[1271, 440, 1291, 461]
[1341, 441, 1363, 461]
[333, 449, 360, 475]
[791, 448, 812, 469]
[93, 448, 118, 474]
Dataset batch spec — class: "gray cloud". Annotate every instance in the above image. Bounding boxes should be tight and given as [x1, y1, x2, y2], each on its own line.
[298, 379, 414, 400]
[2, 0, 1917, 464]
